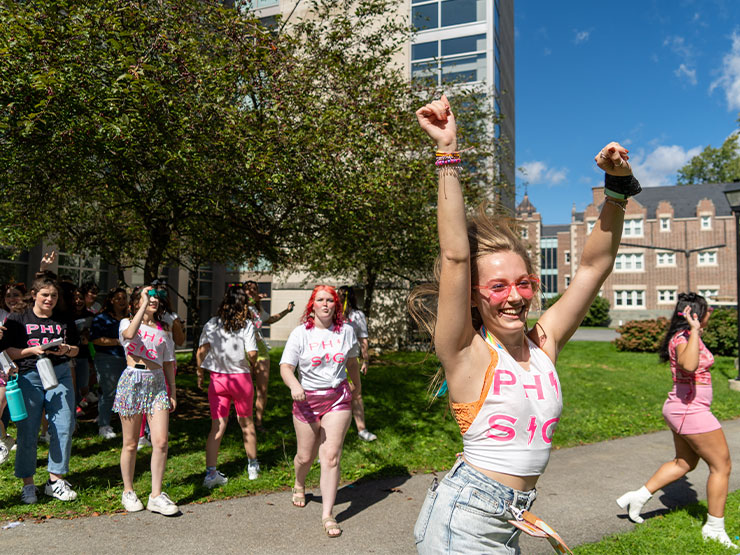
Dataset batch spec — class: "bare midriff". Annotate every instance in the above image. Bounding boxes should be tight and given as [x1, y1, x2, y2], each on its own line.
[125, 355, 162, 371]
[463, 456, 539, 491]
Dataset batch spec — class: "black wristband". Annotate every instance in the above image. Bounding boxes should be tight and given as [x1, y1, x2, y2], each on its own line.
[605, 173, 642, 198]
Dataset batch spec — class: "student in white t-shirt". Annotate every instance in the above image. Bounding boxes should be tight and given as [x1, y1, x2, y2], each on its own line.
[196, 286, 260, 488]
[114, 286, 178, 516]
[338, 286, 377, 442]
[279, 285, 361, 538]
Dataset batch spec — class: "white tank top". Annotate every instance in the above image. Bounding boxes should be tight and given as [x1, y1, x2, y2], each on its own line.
[462, 335, 563, 476]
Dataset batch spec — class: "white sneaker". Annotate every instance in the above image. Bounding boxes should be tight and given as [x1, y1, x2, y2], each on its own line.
[358, 429, 377, 441]
[247, 461, 260, 481]
[99, 426, 116, 439]
[0, 443, 8, 466]
[147, 492, 179, 515]
[86, 391, 99, 403]
[39, 431, 51, 444]
[121, 490, 144, 512]
[44, 479, 78, 501]
[203, 470, 228, 489]
[3, 435, 16, 451]
[21, 484, 38, 504]
[702, 526, 738, 549]
[137, 436, 152, 451]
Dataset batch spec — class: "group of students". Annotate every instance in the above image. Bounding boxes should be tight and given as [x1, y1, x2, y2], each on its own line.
[0, 270, 375, 531]
[409, 95, 737, 552]
[0, 95, 733, 548]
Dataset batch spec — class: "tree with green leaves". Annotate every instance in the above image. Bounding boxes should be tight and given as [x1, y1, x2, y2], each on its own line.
[283, 0, 504, 322]
[676, 133, 740, 185]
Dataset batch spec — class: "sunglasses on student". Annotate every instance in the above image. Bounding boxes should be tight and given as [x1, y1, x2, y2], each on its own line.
[147, 289, 167, 299]
[473, 275, 540, 304]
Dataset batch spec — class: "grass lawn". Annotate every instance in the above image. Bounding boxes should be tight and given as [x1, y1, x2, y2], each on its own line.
[574, 491, 740, 554]
[2, 341, 740, 525]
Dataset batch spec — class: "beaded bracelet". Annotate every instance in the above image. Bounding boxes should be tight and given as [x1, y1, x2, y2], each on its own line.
[435, 151, 462, 166]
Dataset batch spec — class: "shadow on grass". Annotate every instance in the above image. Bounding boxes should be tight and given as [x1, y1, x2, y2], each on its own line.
[615, 476, 703, 523]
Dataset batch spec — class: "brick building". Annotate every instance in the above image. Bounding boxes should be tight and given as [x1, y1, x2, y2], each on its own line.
[518, 183, 738, 325]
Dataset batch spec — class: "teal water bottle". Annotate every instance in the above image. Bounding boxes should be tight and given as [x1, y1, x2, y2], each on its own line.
[6, 375, 28, 422]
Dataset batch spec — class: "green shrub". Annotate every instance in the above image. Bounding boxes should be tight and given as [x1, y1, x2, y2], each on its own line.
[703, 307, 738, 356]
[544, 293, 611, 327]
[614, 317, 669, 352]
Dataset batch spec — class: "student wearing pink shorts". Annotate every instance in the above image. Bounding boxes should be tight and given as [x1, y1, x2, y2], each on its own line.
[279, 285, 362, 538]
[197, 286, 259, 489]
[617, 293, 734, 549]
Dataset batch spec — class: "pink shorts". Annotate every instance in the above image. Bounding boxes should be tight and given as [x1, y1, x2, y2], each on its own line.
[292, 380, 352, 424]
[208, 371, 254, 419]
[663, 384, 721, 435]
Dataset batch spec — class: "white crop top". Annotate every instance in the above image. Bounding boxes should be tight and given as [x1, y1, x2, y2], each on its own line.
[119, 319, 175, 368]
[458, 337, 562, 476]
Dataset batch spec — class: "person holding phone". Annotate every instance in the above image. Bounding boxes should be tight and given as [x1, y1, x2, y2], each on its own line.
[113, 285, 178, 515]
[3, 276, 80, 503]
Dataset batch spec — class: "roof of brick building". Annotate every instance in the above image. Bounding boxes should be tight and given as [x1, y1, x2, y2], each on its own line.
[625, 182, 735, 219]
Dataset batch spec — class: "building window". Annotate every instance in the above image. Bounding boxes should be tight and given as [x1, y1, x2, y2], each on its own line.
[564, 276, 571, 288]
[412, 0, 486, 31]
[656, 252, 676, 267]
[0, 248, 30, 285]
[57, 252, 109, 287]
[521, 227, 528, 239]
[411, 33, 487, 85]
[657, 289, 677, 304]
[659, 217, 671, 232]
[697, 250, 717, 266]
[587, 220, 596, 234]
[614, 289, 645, 308]
[700, 215, 711, 230]
[623, 218, 643, 237]
[564, 251, 570, 264]
[252, 0, 279, 7]
[699, 288, 719, 301]
[614, 253, 644, 272]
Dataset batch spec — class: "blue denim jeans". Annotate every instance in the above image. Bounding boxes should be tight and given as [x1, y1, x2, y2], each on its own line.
[95, 352, 126, 428]
[415, 458, 537, 555]
[73, 357, 90, 406]
[14, 362, 75, 478]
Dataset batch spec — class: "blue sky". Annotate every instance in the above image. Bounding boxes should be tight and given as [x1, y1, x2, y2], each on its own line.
[515, 0, 740, 225]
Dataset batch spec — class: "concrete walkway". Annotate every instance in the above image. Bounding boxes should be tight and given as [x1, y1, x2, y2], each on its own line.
[4, 419, 740, 554]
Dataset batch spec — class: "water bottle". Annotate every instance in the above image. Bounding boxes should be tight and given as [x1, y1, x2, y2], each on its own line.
[5, 375, 28, 422]
[36, 355, 59, 390]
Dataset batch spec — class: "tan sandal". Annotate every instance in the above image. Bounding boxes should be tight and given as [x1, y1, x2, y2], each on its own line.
[322, 516, 342, 538]
[292, 486, 306, 508]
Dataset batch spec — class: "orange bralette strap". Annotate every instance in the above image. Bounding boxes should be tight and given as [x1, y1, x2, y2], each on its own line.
[450, 347, 499, 434]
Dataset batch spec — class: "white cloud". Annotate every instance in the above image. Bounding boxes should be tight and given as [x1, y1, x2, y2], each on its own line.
[675, 63, 697, 85]
[710, 31, 740, 111]
[574, 30, 590, 44]
[663, 35, 697, 85]
[629, 144, 703, 187]
[543, 47, 552, 56]
[517, 161, 567, 186]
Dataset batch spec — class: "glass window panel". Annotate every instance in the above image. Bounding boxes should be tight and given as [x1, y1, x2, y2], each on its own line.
[254, 0, 278, 7]
[412, 41, 437, 60]
[412, 4, 438, 30]
[412, 61, 438, 82]
[199, 280, 213, 297]
[441, 53, 486, 83]
[441, 0, 484, 27]
[441, 34, 485, 56]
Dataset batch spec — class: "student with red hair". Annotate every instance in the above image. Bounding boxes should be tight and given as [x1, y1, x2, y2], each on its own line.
[279, 285, 361, 538]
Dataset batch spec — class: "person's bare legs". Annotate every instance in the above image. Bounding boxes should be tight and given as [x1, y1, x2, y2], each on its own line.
[205, 418, 228, 467]
[293, 416, 320, 489]
[644, 431, 700, 493]
[254, 359, 270, 428]
[682, 429, 732, 517]
[318, 409, 352, 534]
[237, 416, 257, 460]
[352, 395, 368, 432]
[120, 414, 144, 492]
[148, 408, 170, 497]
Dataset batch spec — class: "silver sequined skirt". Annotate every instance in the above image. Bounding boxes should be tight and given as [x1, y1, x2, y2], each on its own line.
[113, 366, 171, 416]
